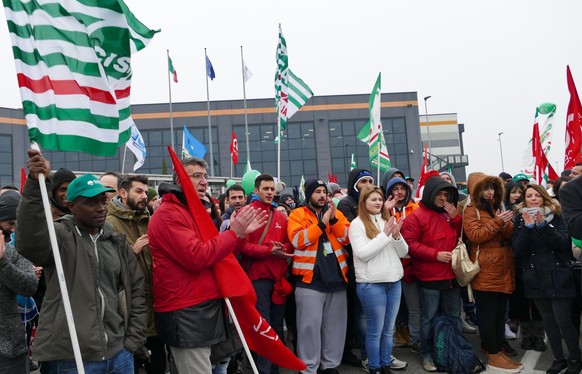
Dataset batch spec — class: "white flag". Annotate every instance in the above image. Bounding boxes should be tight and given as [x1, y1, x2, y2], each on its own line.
[126, 121, 146, 171]
[243, 62, 253, 83]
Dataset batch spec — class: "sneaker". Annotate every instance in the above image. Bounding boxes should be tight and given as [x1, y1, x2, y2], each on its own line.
[500, 352, 524, 370]
[390, 355, 407, 370]
[565, 358, 582, 374]
[409, 341, 421, 354]
[546, 358, 567, 374]
[422, 358, 437, 372]
[508, 318, 519, 334]
[465, 311, 478, 326]
[505, 323, 517, 340]
[362, 358, 369, 373]
[486, 353, 521, 373]
[462, 318, 478, 334]
[502, 340, 518, 357]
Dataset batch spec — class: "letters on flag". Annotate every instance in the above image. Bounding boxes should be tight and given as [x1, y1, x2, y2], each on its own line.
[167, 146, 306, 371]
[4, 0, 158, 156]
[182, 125, 206, 158]
[230, 130, 239, 164]
[126, 121, 146, 171]
[565, 65, 582, 169]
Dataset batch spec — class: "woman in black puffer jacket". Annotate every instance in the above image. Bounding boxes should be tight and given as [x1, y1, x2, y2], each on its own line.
[513, 184, 581, 374]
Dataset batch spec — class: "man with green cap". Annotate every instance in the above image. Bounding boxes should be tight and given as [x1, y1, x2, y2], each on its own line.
[16, 149, 147, 373]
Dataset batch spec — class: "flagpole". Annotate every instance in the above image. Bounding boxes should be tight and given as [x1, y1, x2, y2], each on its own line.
[167, 50, 174, 152]
[205, 48, 215, 176]
[31, 142, 86, 374]
[224, 298, 260, 374]
[241, 46, 251, 167]
[377, 131, 381, 185]
[122, 144, 127, 174]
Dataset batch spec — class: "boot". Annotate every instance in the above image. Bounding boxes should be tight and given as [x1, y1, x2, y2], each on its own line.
[533, 320, 547, 352]
[394, 324, 410, 347]
[565, 359, 582, 374]
[486, 353, 521, 373]
[500, 352, 524, 370]
[546, 358, 568, 374]
[520, 320, 535, 350]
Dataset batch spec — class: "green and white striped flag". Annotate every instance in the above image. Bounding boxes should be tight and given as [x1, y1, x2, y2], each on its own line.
[350, 153, 356, 171]
[367, 73, 391, 173]
[4, 0, 158, 156]
[274, 24, 313, 143]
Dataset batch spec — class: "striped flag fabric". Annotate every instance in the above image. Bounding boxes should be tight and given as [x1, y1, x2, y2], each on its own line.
[367, 73, 391, 173]
[168, 55, 178, 83]
[565, 65, 582, 169]
[520, 103, 555, 178]
[4, 0, 158, 156]
[287, 70, 313, 120]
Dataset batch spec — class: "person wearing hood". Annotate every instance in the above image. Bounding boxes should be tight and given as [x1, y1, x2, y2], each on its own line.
[49, 168, 76, 220]
[288, 179, 350, 374]
[385, 177, 421, 352]
[462, 175, 521, 372]
[337, 168, 374, 222]
[148, 157, 267, 373]
[237, 174, 293, 374]
[106, 174, 164, 374]
[400, 177, 462, 372]
[17, 150, 147, 373]
[440, 171, 467, 203]
[380, 168, 405, 197]
[0, 190, 38, 373]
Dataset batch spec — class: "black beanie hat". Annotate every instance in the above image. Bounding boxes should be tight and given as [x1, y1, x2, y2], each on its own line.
[0, 190, 21, 221]
[50, 168, 77, 214]
[304, 179, 327, 202]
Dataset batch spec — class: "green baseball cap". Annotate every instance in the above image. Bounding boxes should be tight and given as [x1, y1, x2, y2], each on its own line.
[513, 173, 529, 182]
[66, 174, 115, 202]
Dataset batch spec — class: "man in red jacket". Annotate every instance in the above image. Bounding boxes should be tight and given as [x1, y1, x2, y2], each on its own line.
[238, 174, 293, 374]
[148, 157, 267, 374]
[401, 176, 462, 373]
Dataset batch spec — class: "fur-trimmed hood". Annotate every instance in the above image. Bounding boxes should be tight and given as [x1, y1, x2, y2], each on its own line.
[469, 174, 505, 211]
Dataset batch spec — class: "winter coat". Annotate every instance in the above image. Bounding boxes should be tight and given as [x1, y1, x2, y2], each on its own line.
[401, 177, 461, 284]
[337, 167, 370, 222]
[239, 200, 293, 281]
[512, 211, 575, 299]
[0, 243, 37, 359]
[107, 197, 156, 337]
[463, 175, 515, 294]
[16, 178, 146, 362]
[349, 214, 408, 283]
[561, 176, 582, 240]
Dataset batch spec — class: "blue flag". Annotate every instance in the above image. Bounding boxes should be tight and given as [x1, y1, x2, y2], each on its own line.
[206, 55, 216, 80]
[182, 126, 207, 158]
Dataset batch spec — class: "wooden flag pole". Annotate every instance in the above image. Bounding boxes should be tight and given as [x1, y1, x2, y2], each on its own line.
[31, 142, 85, 374]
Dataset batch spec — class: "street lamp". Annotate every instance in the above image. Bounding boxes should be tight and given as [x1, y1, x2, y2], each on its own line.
[498, 132, 505, 172]
[424, 96, 432, 167]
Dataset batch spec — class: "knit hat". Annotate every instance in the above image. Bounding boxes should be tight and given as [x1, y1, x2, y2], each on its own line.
[498, 172, 512, 181]
[327, 182, 341, 194]
[50, 168, 76, 213]
[0, 190, 21, 221]
[147, 187, 158, 203]
[304, 179, 327, 201]
[67, 174, 115, 202]
[353, 170, 374, 192]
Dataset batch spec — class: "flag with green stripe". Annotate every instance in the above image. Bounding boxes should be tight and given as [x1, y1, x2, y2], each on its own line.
[367, 73, 391, 173]
[3, 0, 158, 156]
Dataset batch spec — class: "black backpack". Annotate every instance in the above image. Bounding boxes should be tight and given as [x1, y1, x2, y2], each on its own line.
[431, 313, 485, 374]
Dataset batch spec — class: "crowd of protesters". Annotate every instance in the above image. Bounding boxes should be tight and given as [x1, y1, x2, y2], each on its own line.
[1, 149, 582, 374]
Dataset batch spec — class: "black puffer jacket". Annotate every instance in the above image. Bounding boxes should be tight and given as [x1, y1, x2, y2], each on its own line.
[512, 212, 575, 298]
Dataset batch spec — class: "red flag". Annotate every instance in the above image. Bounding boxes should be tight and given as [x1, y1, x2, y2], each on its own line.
[167, 146, 305, 371]
[20, 167, 26, 193]
[416, 144, 429, 198]
[533, 122, 559, 185]
[565, 65, 582, 169]
[230, 130, 239, 164]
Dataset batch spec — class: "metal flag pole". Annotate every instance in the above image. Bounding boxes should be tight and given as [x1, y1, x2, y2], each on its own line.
[224, 298, 260, 374]
[31, 142, 85, 374]
[205, 48, 215, 176]
[167, 50, 174, 152]
[122, 144, 127, 174]
[241, 46, 251, 168]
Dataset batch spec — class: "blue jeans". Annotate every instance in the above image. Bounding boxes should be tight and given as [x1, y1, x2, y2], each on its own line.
[357, 282, 401, 370]
[40, 348, 133, 374]
[419, 286, 462, 359]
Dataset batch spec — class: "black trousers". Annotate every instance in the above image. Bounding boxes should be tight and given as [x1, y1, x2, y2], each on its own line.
[473, 290, 508, 354]
[534, 298, 582, 361]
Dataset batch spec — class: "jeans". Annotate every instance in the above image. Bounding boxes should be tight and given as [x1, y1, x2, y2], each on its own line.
[41, 348, 133, 374]
[357, 282, 401, 370]
[212, 358, 230, 374]
[419, 286, 461, 359]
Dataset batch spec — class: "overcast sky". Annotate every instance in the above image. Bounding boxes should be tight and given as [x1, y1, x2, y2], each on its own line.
[1, 0, 580, 177]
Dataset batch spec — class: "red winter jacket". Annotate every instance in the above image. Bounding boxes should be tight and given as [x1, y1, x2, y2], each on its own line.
[238, 200, 293, 281]
[149, 191, 244, 312]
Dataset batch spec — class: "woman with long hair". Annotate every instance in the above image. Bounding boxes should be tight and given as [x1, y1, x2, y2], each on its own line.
[463, 175, 521, 372]
[513, 184, 581, 374]
[348, 186, 408, 374]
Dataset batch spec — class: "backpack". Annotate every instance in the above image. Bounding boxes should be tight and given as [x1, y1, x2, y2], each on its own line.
[431, 313, 485, 374]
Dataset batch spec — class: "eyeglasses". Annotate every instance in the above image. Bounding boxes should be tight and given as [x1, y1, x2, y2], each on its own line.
[189, 172, 209, 180]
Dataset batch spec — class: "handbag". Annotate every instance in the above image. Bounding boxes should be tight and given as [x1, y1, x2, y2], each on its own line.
[451, 205, 481, 287]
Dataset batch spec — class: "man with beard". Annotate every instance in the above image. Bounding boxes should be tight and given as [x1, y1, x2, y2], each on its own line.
[50, 168, 77, 220]
[220, 184, 246, 232]
[16, 149, 146, 373]
[106, 175, 162, 373]
[288, 179, 350, 374]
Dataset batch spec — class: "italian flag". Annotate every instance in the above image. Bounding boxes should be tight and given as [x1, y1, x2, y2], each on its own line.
[168, 55, 178, 83]
[4, 0, 158, 156]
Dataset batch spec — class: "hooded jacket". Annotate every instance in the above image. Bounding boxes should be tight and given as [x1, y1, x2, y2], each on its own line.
[401, 177, 461, 285]
[381, 167, 405, 196]
[16, 178, 146, 362]
[106, 196, 156, 337]
[385, 177, 419, 220]
[337, 168, 369, 222]
[462, 175, 515, 294]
